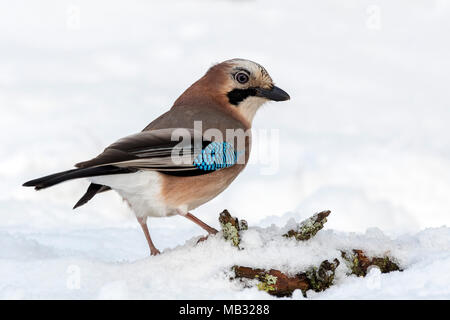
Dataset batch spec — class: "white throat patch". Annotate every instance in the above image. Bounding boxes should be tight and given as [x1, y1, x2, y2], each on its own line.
[236, 96, 267, 123]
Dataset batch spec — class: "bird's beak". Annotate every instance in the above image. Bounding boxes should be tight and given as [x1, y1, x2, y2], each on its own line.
[255, 86, 290, 101]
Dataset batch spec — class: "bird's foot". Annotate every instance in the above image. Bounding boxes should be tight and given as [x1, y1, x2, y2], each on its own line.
[197, 235, 209, 243]
[196, 228, 219, 243]
[150, 248, 161, 256]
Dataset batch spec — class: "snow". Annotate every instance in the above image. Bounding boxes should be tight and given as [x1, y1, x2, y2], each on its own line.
[1, 222, 449, 299]
[1, 0, 450, 299]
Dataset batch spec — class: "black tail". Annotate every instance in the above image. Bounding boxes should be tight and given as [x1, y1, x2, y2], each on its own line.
[23, 165, 136, 190]
[73, 183, 111, 209]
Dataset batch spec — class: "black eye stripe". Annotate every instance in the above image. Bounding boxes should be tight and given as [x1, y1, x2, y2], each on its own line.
[227, 88, 257, 105]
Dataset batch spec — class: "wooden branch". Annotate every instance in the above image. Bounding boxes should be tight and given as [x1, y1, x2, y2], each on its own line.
[220, 209, 402, 297]
[341, 249, 401, 276]
[233, 259, 340, 297]
[219, 209, 248, 248]
[283, 210, 330, 241]
[305, 259, 340, 293]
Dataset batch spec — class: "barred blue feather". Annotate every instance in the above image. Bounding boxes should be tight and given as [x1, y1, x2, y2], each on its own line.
[193, 142, 237, 171]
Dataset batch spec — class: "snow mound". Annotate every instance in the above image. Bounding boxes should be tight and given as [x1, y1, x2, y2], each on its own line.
[1, 222, 449, 299]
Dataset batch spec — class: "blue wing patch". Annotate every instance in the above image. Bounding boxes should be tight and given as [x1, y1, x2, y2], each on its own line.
[193, 142, 237, 171]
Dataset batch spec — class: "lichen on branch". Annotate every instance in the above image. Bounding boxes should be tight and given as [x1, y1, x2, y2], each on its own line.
[283, 210, 330, 241]
[341, 249, 401, 276]
[233, 259, 340, 297]
[219, 209, 248, 248]
[221, 209, 402, 297]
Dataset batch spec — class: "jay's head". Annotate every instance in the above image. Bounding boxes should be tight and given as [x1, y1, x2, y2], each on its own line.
[174, 59, 290, 124]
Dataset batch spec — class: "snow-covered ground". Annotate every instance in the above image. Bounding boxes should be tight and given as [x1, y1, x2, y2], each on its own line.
[1, 0, 449, 299]
[2, 222, 450, 299]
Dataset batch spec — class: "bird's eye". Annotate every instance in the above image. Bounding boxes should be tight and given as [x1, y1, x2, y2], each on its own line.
[235, 72, 249, 84]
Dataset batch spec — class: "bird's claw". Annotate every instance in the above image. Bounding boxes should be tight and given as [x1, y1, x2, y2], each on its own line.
[150, 249, 161, 256]
[197, 235, 209, 243]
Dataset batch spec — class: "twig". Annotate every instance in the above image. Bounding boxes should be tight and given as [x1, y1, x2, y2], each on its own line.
[341, 249, 401, 276]
[219, 209, 248, 248]
[233, 259, 340, 297]
[283, 210, 330, 241]
[221, 209, 402, 297]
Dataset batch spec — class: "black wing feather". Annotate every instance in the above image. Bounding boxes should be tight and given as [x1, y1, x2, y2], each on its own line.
[23, 128, 234, 208]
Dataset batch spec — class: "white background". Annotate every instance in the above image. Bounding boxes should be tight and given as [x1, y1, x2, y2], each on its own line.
[0, 0, 449, 299]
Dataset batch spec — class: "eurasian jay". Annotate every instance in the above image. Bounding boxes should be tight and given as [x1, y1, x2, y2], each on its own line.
[23, 59, 290, 255]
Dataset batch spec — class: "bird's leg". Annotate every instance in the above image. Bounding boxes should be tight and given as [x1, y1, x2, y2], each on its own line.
[183, 212, 218, 242]
[137, 216, 160, 256]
